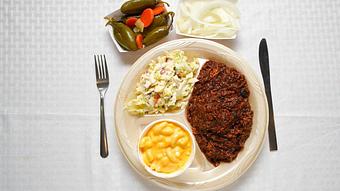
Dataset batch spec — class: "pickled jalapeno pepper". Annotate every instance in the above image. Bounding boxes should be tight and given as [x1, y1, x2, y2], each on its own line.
[143, 12, 174, 46]
[106, 18, 137, 51]
[143, 11, 174, 35]
[121, 0, 169, 15]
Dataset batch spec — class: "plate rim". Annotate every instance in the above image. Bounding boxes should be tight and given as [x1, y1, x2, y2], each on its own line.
[114, 38, 269, 191]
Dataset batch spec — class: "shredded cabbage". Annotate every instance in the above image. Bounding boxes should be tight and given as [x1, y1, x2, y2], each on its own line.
[125, 50, 199, 116]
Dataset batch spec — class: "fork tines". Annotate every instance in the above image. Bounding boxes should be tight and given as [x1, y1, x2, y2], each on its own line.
[94, 55, 109, 82]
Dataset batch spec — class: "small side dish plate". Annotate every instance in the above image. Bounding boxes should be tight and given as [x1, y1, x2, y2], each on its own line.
[114, 38, 268, 190]
[105, 2, 175, 53]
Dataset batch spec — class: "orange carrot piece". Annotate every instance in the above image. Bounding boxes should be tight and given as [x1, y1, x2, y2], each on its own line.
[136, 34, 143, 49]
[125, 17, 138, 27]
[153, 6, 166, 15]
[140, 8, 154, 28]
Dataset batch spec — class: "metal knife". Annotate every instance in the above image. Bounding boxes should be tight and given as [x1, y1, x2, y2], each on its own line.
[259, 38, 278, 151]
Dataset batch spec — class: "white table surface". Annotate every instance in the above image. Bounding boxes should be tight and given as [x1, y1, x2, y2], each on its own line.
[1, 0, 340, 190]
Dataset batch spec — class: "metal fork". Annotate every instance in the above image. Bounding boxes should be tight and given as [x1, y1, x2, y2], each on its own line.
[94, 55, 109, 158]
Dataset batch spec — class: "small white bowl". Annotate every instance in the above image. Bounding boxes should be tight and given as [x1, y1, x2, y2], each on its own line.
[174, 0, 240, 39]
[137, 119, 196, 179]
[104, 4, 175, 53]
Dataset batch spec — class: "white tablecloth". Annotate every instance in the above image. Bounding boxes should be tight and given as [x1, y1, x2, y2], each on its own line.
[1, 0, 340, 190]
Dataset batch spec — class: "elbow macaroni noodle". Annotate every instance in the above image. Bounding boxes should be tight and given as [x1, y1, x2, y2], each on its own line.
[139, 121, 192, 174]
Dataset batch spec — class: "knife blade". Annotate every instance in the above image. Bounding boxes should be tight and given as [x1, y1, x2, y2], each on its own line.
[259, 38, 278, 151]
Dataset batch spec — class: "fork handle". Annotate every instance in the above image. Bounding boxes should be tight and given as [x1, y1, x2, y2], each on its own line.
[100, 97, 109, 158]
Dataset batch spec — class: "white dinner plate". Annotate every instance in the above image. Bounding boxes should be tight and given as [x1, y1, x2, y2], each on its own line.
[114, 38, 268, 191]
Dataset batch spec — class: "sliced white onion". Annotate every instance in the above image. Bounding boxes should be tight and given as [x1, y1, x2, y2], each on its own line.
[176, 0, 240, 38]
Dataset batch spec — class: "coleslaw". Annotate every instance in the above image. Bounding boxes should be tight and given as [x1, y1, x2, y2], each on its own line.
[126, 50, 199, 115]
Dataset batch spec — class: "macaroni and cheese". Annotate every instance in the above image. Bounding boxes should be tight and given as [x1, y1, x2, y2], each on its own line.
[139, 121, 193, 174]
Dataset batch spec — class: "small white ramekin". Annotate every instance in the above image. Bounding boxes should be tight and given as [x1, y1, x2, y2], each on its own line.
[137, 119, 196, 179]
